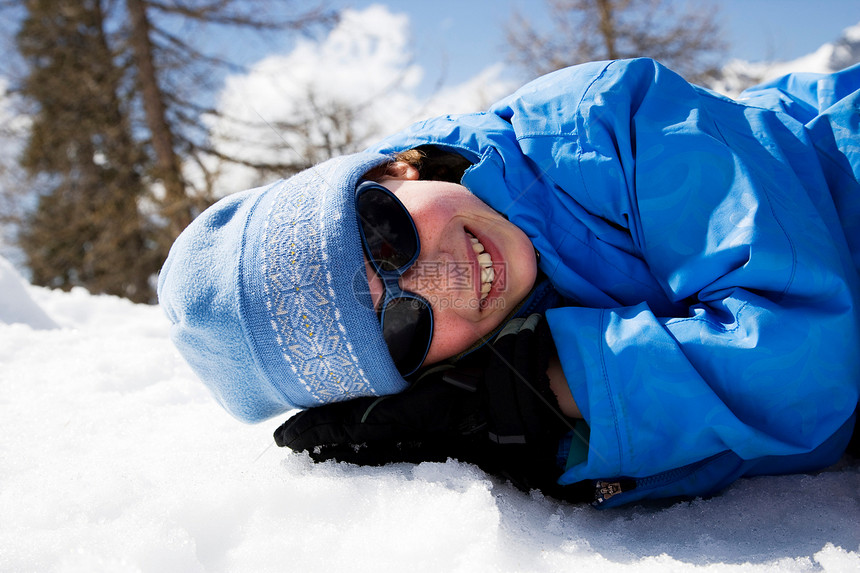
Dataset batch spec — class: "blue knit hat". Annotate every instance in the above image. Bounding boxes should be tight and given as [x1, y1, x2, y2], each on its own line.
[157, 152, 408, 423]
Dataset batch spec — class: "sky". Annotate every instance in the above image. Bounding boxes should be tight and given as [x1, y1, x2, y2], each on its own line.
[4, 1, 859, 105]
[195, 0, 860, 197]
[717, 0, 860, 60]
[289, 0, 860, 93]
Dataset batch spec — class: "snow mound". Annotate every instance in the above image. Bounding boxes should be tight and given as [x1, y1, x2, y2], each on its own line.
[0, 256, 57, 330]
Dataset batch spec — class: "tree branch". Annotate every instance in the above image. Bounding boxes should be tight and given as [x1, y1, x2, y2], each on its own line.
[145, 0, 336, 32]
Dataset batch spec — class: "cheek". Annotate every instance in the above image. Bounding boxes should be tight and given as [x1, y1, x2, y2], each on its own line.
[424, 306, 495, 364]
[409, 203, 459, 245]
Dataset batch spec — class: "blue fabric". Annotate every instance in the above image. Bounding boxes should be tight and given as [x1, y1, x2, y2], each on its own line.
[158, 153, 409, 423]
[369, 58, 860, 505]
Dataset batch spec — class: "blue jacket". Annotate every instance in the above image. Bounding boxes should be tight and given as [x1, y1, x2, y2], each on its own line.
[369, 59, 860, 506]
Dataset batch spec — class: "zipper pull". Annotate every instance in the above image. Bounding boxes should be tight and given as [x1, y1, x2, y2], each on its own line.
[594, 479, 636, 504]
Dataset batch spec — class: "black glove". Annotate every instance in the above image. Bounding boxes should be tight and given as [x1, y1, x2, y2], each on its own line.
[480, 313, 570, 447]
[465, 314, 588, 500]
[274, 314, 592, 502]
[274, 364, 487, 466]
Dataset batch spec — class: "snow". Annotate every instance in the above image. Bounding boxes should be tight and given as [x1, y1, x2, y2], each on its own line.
[0, 257, 55, 330]
[710, 21, 860, 97]
[1, 256, 858, 572]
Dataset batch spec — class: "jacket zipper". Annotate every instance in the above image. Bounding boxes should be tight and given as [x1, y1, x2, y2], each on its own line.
[595, 479, 636, 503]
[593, 452, 731, 506]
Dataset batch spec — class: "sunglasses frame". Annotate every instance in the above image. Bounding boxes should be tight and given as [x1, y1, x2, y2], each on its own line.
[355, 180, 434, 376]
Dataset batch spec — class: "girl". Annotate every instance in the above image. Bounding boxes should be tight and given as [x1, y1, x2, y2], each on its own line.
[159, 58, 860, 507]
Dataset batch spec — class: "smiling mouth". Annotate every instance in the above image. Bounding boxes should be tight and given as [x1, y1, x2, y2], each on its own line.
[467, 231, 494, 302]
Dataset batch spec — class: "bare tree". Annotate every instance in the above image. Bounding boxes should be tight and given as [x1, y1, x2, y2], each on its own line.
[120, 0, 336, 236]
[506, 0, 726, 84]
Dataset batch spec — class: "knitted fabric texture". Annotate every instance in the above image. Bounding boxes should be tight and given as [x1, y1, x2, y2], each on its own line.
[158, 153, 407, 423]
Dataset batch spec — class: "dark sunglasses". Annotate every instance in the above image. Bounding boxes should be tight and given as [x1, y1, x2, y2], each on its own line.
[355, 180, 434, 376]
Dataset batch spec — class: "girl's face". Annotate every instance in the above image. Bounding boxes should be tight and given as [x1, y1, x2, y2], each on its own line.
[365, 163, 537, 365]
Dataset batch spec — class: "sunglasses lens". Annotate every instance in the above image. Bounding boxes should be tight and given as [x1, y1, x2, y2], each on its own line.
[382, 297, 433, 375]
[356, 182, 431, 375]
[356, 185, 418, 271]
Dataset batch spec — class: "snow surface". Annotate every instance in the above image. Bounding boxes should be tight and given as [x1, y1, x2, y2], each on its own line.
[1, 257, 859, 572]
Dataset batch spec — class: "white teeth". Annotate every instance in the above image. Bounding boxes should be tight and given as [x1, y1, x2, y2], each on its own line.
[468, 231, 495, 302]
